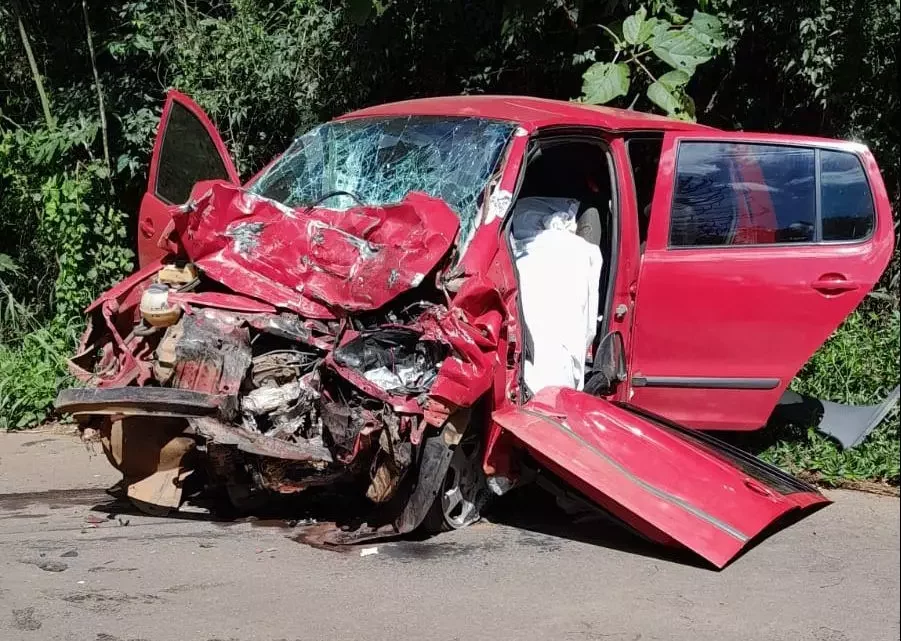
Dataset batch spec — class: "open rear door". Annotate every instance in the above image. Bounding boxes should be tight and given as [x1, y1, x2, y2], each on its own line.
[137, 90, 239, 267]
[493, 387, 830, 568]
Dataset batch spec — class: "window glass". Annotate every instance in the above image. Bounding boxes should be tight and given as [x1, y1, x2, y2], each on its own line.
[155, 102, 231, 204]
[670, 142, 816, 246]
[250, 116, 515, 250]
[820, 150, 874, 241]
[626, 137, 663, 247]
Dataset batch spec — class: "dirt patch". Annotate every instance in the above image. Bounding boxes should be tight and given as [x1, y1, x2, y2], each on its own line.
[0, 487, 111, 510]
[11, 607, 42, 631]
[59, 589, 160, 613]
[800, 472, 900, 497]
[16, 421, 79, 436]
[21, 558, 68, 572]
[19, 438, 58, 447]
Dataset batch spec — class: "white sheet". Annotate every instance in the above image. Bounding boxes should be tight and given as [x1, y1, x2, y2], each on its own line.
[511, 197, 603, 393]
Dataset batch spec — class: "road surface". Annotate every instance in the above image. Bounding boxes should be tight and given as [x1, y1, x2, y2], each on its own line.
[0, 429, 898, 641]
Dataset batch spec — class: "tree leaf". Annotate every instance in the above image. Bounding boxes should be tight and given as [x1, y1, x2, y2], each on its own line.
[650, 28, 712, 72]
[581, 62, 631, 104]
[657, 69, 691, 90]
[0, 253, 20, 274]
[622, 7, 647, 45]
[647, 81, 682, 115]
[637, 17, 665, 44]
[687, 10, 726, 48]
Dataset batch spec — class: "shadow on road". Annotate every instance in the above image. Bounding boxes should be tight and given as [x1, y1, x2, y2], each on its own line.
[60, 473, 828, 571]
[482, 483, 712, 569]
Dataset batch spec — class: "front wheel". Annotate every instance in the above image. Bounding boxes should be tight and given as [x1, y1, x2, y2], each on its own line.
[421, 433, 489, 533]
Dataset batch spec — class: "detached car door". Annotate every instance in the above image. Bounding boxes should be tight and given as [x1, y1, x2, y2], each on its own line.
[137, 91, 240, 267]
[493, 387, 829, 568]
[626, 133, 894, 430]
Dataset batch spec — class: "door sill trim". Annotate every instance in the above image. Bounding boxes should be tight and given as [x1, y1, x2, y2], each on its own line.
[631, 376, 780, 390]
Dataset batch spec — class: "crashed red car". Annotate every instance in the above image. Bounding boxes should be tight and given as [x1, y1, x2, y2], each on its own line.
[57, 92, 897, 568]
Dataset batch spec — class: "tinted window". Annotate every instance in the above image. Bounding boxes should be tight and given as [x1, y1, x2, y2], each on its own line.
[670, 142, 816, 246]
[820, 150, 874, 241]
[626, 137, 663, 247]
[155, 102, 230, 204]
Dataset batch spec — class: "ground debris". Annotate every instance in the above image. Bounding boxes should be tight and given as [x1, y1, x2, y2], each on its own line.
[21, 558, 68, 572]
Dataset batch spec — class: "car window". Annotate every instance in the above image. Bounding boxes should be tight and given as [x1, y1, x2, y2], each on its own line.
[249, 116, 516, 251]
[155, 102, 231, 205]
[820, 149, 875, 241]
[626, 137, 663, 247]
[670, 142, 816, 247]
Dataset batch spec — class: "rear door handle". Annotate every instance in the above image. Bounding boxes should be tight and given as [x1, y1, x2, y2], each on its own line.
[139, 217, 156, 239]
[812, 274, 859, 294]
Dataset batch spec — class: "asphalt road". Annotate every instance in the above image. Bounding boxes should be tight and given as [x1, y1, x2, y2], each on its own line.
[0, 430, 898, 641]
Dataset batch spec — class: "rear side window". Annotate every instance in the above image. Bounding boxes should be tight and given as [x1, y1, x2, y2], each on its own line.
[669, 142, 874, 247]
[155, 102, 231, 204]
[820, 149, 875, 241]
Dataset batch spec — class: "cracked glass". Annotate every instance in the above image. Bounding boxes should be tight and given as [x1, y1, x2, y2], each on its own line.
[249, 116, 516, 249]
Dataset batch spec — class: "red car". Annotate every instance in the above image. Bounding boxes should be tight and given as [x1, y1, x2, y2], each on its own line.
[57, 92, 897, 568]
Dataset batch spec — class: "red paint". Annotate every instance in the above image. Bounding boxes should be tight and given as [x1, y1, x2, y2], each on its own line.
[493, 387, 830, 568]
[137, 91, 239, 267]
[628, 133, 895, 430]
[339, 95, 714, 133]
[176, 182, 460, 318]
[168, 292, 278, 314]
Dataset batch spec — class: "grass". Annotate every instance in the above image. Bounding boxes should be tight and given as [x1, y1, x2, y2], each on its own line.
[0, 322, 77, 430]
[753, 307, 901, 485]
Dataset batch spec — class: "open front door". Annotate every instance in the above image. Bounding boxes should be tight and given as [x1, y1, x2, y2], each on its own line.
[137, 91, 239, 267]
[627, 132, 894, 430]
[493, 387, 829, 568]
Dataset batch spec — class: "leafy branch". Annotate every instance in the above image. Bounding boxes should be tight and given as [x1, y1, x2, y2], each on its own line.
[578, 6, 726, 120]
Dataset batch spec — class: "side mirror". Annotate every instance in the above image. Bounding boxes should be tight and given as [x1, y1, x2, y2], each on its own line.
[584, 331, 626, 396]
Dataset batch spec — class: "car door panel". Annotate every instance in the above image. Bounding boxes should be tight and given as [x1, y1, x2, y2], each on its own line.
[137, 91, 239, 267]
[493, 387, 829, 568]
[627, 133, 895, 430]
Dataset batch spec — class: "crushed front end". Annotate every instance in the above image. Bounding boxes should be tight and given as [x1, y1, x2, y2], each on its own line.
[56, 182, 506, 537]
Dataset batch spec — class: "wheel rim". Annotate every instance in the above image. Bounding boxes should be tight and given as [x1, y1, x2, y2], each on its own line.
[439, 439, 487, 529]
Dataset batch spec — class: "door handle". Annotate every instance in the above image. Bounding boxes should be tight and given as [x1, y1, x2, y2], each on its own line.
[139, 217, 156, 239]
[811, 274, 859, 294]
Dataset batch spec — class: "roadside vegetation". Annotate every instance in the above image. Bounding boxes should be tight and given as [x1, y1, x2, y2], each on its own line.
[0, 1, 898, 482]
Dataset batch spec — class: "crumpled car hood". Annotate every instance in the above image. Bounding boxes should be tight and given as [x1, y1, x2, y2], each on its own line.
[174, 182, 461, 318]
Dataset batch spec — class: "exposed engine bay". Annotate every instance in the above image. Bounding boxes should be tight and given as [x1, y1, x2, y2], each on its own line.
[56, 182, 507, 541]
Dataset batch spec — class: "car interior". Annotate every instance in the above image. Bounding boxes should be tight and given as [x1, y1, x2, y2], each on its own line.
[507, 136, 616, 394]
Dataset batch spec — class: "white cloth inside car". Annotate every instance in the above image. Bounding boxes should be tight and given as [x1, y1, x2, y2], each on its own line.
[511, 197, 603, 393]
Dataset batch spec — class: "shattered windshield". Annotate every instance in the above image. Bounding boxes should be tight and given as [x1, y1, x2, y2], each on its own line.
[249, 116, 516, 248]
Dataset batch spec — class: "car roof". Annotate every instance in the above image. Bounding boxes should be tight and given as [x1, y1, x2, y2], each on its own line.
[337, 95, 717, 133]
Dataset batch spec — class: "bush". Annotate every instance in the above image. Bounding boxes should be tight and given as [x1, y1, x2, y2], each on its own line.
[0, 322, 76, 430]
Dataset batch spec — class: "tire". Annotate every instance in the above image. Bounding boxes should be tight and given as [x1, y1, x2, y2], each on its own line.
[421, 432, 489, 533]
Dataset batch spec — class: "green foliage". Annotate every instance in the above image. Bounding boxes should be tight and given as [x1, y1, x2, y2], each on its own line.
[581, 62, 631, 104]
[0, 322, 77, 430]
[578, 6, 726, 119]
[0, 254, 33, 340]
[0, 125, 134, 321]
[38, 162, 133, 319]
[758, 309, 901, 484]
[113, 0, 345, 175]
